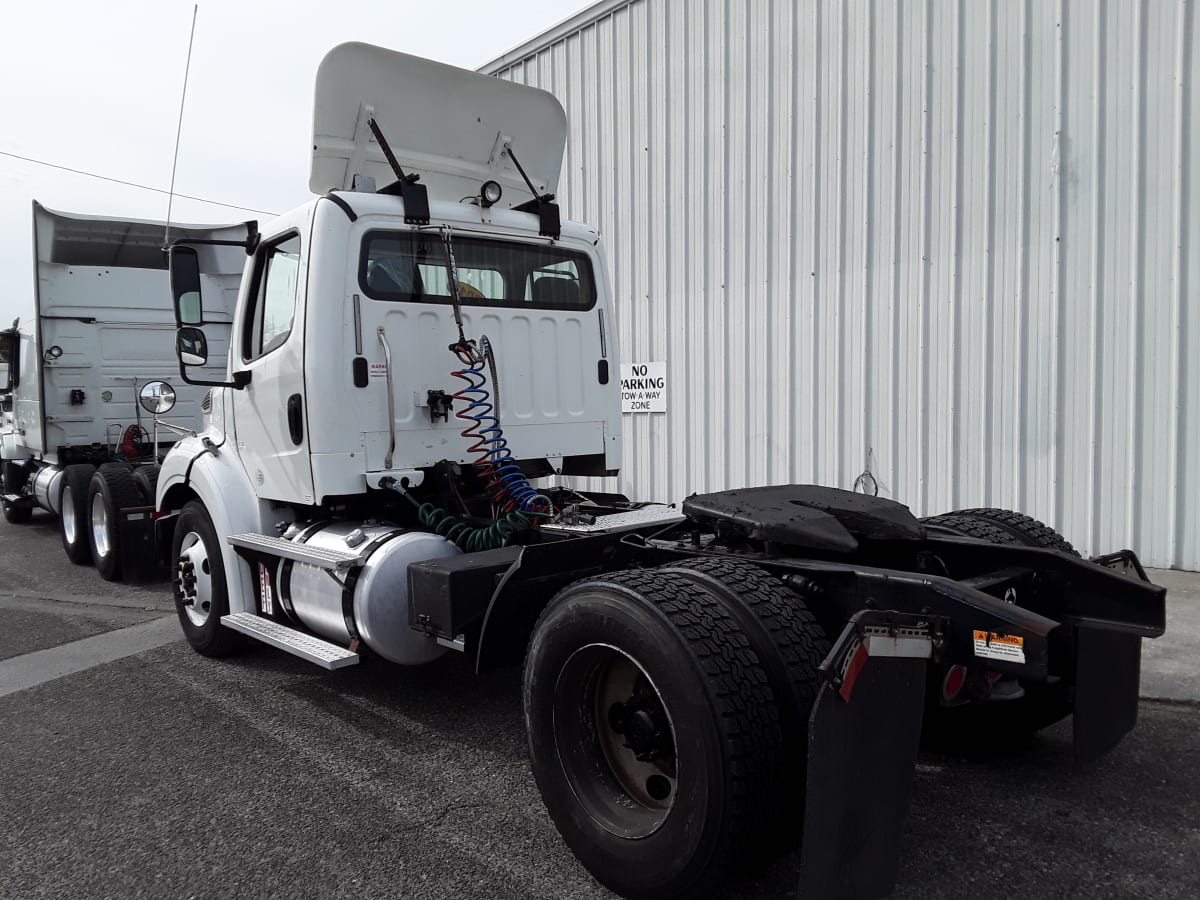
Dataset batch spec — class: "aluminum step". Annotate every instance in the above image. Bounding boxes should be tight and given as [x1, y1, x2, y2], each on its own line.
[221, 612, 359, 670]
[227, 532, 366, 570]
[539, 505, 687, 535]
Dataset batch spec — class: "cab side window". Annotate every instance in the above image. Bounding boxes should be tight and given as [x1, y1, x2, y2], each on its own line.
[244, 233, 301, 361]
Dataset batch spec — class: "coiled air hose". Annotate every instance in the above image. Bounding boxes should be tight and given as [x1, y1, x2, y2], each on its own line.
[390, 229, 553, 552]
[449, 335, 553, 517]
[381, 477, 532, 552]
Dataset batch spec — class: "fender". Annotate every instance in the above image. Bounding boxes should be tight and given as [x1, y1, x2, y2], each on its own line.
[158, 431, 290, 616]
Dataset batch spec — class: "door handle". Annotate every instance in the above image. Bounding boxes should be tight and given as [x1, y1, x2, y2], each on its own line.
[287, 393, 304, 445]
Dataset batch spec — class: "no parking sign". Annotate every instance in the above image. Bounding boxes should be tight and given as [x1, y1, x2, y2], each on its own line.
[620, 362, 667, 413]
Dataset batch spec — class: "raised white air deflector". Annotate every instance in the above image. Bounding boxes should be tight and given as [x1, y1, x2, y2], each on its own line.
[310, 43, 567, 203]
[540, 506, 687, 535]
[221, 612, 360, 670]
[227, 532, 366, 570]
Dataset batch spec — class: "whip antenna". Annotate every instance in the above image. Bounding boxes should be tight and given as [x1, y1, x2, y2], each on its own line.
[165, 4, 199, 247]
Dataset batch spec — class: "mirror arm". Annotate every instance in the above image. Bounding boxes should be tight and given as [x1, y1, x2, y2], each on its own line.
[175, 360, 251, 390]
[155, 421, 197, 437]
[164, 221, 259, 255]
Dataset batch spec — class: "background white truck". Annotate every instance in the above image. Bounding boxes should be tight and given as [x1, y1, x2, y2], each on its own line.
[0, 202, 245, 579]
[149, 44, 1164, 899]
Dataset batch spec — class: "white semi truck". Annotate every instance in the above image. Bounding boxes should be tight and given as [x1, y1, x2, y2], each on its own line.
[153, 44, 1165, 899]
[0, 203, 244, 580]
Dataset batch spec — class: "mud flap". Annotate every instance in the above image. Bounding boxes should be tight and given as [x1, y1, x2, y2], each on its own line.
[798, 612, 933, 899]
[118, 506, 164, 583]
[1073, 627, 1142, 763]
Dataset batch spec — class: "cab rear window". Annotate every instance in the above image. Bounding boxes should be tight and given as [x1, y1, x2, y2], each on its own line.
[359, 231, 596, 311]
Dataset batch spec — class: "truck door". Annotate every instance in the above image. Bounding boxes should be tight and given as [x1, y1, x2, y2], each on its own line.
[231, 227, 316, 504]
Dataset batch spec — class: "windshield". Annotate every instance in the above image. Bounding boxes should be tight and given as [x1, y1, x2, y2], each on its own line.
[0, 330, 16, 394]
[359, 231, 596, 311]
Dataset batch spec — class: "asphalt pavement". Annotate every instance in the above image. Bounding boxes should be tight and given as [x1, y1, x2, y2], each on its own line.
[1, 508, 1198, 899]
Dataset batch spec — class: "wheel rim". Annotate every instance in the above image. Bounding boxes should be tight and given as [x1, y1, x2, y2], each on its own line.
[62, 484, 77, 544]
[90, 491, 110, 558]
[552, 643, 678, 839]
[176, 531, 214, 627]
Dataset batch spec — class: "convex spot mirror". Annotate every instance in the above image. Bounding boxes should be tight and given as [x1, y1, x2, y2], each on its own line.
[139, 381, 177, 415]
[169, 245, 204, 326]
[177, 327, 209, 367]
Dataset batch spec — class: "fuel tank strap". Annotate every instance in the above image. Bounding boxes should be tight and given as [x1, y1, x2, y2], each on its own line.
[279, 524, 403, 642]
[337, 529, 404, 642]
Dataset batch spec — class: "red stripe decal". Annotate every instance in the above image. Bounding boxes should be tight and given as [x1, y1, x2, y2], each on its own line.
[839, 642, 870, 703]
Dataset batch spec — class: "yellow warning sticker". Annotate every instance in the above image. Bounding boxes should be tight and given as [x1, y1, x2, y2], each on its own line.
[973, 629, 1026, 664]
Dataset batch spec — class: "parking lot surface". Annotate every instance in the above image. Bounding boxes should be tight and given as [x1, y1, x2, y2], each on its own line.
[2, 510, 1198, 899]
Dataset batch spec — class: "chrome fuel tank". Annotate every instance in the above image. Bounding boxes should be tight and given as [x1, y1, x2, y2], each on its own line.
[31, 465, 63, 514]
[280, 520, 460, 666]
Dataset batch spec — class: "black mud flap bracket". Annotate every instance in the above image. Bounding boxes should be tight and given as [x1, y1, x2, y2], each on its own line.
[799, 610, 939, 900]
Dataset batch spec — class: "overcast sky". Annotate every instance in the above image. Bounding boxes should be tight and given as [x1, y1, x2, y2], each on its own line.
[0, 0, 592, 326]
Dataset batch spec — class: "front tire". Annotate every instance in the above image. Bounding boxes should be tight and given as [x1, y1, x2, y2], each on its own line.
[2, 501, 32, 524]
[524, 570, 783, 899]
[1, 462, 32, 523]
[59, 464, 96, 565]
[87, 463, 141, 581]
[172, 500, 240, 657]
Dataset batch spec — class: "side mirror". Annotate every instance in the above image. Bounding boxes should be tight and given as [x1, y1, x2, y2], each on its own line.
[169, 246, 204, 326]
[177, 327, 209, 367]
[139, 380, 177, 415]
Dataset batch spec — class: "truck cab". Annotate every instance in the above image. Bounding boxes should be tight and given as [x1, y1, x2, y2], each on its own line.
[171, 194, 620, 508]
[156, 44, 636, 667]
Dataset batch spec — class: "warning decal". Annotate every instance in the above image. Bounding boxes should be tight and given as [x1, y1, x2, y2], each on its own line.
[973, 629, 1025, 664]
[259, 562, 274, 616]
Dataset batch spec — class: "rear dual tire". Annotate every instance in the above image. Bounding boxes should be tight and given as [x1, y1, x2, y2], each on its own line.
[87, 463, 141, 582]
[921, 507, 1077, 744]
[59, 464, 96, 565]
[524, 562, 825, 898]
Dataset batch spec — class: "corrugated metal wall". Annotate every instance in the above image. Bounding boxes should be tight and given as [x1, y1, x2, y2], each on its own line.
[485, 0, 1200, 570]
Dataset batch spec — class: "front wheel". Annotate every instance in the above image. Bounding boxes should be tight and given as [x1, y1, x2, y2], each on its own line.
[2, 501, 32, 524]
[524, 570, 783, 899]
[172, 500, 240, 657]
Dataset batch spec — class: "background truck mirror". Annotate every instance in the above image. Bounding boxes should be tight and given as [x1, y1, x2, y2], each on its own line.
[139, 380, 178, 415]
[170, 246, 204, 325]
[177, 327, 209, 366]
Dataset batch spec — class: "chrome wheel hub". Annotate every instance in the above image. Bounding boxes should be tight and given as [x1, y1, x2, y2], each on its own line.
[176, 531, 213, 627]
[62, 485, 77, 544]
[90, 492, 110, 558]
[553, 643, 678, 838]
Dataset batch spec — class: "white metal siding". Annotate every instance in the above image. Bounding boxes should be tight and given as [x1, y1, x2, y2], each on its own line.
[485, 0, 1200, 570]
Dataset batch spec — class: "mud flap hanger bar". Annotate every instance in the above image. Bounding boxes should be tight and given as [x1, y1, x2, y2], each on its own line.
[799, 610, 937, 900]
